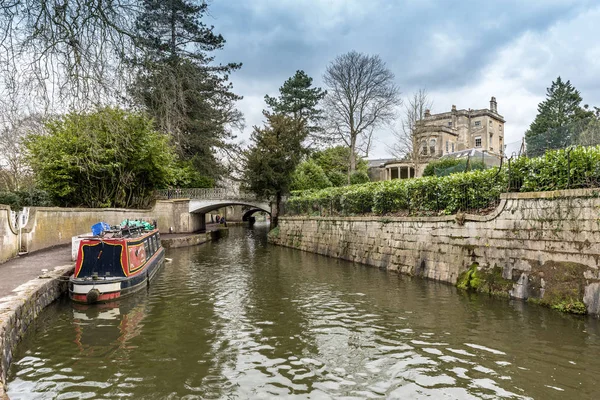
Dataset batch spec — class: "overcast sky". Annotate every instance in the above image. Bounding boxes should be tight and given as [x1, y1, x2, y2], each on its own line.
[208, 0, 600, 158]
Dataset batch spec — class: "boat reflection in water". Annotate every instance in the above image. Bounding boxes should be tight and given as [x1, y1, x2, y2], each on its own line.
[71, 295, 148, 353]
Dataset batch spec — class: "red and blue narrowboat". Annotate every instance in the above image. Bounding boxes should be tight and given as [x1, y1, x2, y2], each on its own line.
[69, 222, 165, 304]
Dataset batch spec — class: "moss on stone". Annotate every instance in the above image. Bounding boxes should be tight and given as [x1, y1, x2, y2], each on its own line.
[456, 264, 513, 296]
[456, 263, 478, 291]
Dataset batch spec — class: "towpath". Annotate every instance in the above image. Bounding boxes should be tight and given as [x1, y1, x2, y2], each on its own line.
[0, 246, 72, 299]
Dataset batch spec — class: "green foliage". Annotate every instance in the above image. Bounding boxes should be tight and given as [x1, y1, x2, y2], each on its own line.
[310, 145, 368, 186]
[551, 299, 587, 315]
[291, 159, 332, 191]
[350, 170, 370, 185]
[327, 171, 348, 187]
[525, 77, 594, 157]
[0, 192, 21, 209]
[287, 145, 600, 217]
[423, 158, 486, 177]
[171, 161, 214, 188]
[510, 145, 600, 191]
[243, 113, 307, 200]
[265, 70, 326, 145]
[0, 189, 54, 211]
[25, 107, 177, 208]
[287, 168, 504, 216]
[129, 0, 242, 182]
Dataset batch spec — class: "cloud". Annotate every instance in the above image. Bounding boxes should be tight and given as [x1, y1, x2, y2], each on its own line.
[207, 0, 600, 157]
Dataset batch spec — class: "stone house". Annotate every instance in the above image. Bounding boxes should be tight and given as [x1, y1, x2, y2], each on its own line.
[371, 97, 506, 181]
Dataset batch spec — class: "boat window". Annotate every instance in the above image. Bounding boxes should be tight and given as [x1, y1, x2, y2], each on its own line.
[144, 239, 151, 259]
[150, 236, 156, 254]
[156, 232, 161, 245]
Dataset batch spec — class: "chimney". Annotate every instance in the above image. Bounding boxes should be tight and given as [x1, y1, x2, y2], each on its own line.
[490, 96, 497, 113]
[451, 105, 457, 112]
[424, 109, 431, 117]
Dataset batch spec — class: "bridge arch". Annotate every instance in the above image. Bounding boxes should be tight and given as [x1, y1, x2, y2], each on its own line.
[242, 208, 269, 221]
[189, 200, 271, 215]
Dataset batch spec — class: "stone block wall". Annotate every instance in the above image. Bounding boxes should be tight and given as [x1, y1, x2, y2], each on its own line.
[270, 189, 600, 315]
[0, 207, 19, 265]
[0, 264, 73, 396]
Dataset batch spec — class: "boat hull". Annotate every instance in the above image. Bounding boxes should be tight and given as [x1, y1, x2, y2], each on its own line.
[69, 247, 165, 304]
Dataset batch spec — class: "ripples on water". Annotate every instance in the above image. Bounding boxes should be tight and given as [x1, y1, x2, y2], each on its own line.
[7, 224, 600, 399]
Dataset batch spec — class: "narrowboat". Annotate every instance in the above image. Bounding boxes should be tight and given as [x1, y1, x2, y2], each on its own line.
[69, 221, 165, 304]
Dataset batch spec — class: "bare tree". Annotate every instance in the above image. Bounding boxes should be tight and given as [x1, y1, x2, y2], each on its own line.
[323, 51, 401, 176]
[0, 0, 140, 108]
[0, 114, 45, 191]
[389, 89, 433, 169]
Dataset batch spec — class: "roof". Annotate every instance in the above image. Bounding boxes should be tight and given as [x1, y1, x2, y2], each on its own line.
[366, 158, 397, 168]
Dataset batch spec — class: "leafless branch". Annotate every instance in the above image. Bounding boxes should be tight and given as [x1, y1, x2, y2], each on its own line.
[323, 51, 401, 174]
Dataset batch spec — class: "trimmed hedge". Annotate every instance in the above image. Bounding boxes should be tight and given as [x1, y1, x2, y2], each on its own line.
[287, 146, 600, 216]
[509, 145, 600, 191]
[287, 168, 504, 216]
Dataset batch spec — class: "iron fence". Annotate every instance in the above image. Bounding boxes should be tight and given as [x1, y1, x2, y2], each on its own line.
[155, 188, 260, 201]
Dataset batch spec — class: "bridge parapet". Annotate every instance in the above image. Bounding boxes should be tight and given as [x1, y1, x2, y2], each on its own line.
[156, 188, 260, 201]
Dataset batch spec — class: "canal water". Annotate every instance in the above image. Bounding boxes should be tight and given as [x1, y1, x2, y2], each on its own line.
[7, 225, 600, 399]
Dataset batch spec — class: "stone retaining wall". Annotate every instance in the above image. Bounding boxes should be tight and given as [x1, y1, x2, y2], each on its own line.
[270, 189, 600, 315]
[0, 264, 73, 397]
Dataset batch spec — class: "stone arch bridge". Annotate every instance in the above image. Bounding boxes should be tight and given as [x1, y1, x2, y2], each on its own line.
[155, 188, 272, 228]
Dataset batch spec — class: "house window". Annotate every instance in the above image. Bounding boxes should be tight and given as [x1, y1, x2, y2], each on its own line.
[475, 136, 482, 148]
[499, 125, 503, 131]
[451, 142, 455, 152]
[429, 139, 436, 155]
[474, 121, 481, 127]
[448, 121, 452, 127]
[489, 120, 493, 126]
[421, 140, 427, 155]
[446, 141, 449, 153]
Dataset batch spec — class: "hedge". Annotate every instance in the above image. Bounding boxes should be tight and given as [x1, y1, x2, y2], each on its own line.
[509, 145, 600, 191]
[286, 145, 600, 216]
[287, 168, 504, 216]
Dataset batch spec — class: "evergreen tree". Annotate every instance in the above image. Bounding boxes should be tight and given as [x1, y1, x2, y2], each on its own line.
[130, 0, 243, 182]
[264, 70, 327, 147]
[525, 77, 593, 156]
[243, 113, 307, 227]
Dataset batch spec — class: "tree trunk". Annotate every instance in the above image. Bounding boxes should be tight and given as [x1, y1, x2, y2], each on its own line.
[348, 133, 357, 183]
[272, 192, 282, 229]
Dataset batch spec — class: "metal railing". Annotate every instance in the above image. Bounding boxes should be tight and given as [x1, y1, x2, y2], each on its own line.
[155, 188, 261, 201]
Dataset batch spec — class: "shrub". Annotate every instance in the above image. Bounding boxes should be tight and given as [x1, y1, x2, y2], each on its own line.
[327, 171, 347, 187]
[291, 159, 332, 191]
[509, 145, 600, 192]
[0, 189, 53, 211]
[350, 170, 370, 185]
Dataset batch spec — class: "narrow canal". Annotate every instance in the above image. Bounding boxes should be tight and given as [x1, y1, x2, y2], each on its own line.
[7, 225, 600, 399]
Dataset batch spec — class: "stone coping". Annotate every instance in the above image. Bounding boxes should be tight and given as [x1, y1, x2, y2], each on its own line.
[500, 187, 600, 199]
